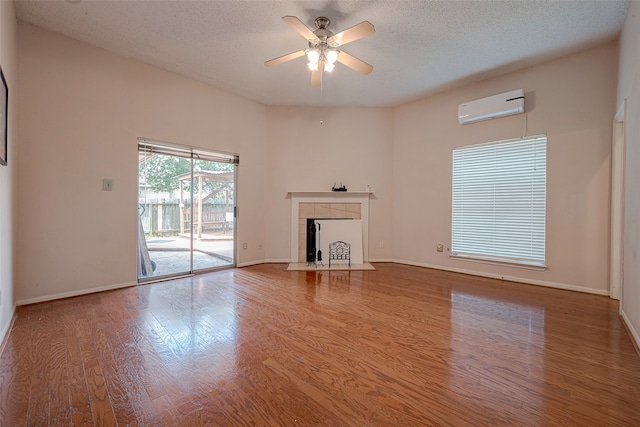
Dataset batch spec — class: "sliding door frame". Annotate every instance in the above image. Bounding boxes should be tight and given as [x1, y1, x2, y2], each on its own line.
[137, 138, 239, 283]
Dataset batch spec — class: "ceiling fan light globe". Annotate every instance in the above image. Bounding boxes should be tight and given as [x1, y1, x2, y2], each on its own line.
[326, 49, 339, 65]
[324, 62, 335, 72]
[306, 49, 319, 64]
[308, 62, 318, 71]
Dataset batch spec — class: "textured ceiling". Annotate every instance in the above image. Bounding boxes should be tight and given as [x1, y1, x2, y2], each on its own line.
[14, 0, 629, 107]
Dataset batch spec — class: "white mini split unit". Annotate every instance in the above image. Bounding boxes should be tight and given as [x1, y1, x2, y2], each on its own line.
[458, 89, 525, 125]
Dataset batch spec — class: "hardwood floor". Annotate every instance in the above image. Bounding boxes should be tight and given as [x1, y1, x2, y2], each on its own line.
[1, 263, 639, 426]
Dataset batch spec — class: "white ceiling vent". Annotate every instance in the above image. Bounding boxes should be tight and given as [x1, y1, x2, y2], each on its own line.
[458, 89, 525, 125]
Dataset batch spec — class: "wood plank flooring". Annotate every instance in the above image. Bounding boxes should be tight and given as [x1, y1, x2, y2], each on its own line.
[0, 263, 639, 426]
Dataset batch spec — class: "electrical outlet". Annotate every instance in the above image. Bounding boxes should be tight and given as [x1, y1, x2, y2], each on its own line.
[102, 178, 113, 191]
[242, 243, 247, 250]
[437, 244, 444, 252]
[258, 243, 262, 250]
[379, 241, 384, 248]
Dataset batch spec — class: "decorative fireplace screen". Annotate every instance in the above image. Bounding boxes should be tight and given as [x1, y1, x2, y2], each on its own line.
[329, 241, 351, 268]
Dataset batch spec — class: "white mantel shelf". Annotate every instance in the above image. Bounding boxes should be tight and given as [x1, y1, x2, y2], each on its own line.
[288, 191, 373, 197]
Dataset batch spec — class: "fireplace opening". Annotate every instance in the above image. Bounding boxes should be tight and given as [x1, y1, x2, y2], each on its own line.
[294, 200, 365, 263]
[306, 218, 356, 264]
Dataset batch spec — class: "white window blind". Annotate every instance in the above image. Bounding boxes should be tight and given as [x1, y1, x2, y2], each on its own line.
[451, 135, 547, 267]
[138, 138, 239, 164]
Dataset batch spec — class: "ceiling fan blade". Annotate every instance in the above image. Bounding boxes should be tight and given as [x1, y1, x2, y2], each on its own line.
[264, 49, 306, 67]
[282, 16, 318, 41]
[310, 61, 325, 87]
[337, 51, 373, 75]
[331, 21, 375, 46]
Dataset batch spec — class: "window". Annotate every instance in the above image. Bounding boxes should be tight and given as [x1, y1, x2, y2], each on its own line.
[451, 135, 547, 268]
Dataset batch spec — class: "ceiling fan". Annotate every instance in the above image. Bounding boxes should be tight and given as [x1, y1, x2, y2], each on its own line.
[265, 16, 375, 87]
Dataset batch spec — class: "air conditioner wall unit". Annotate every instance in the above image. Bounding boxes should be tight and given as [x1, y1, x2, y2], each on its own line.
[458, 89, 525, 125]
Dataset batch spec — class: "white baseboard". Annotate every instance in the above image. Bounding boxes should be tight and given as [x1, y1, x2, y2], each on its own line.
[237, 259, 265, 267]
[621, 309, 640, 353]
[390, 259, 609, 296]
[237, 259, 298, 267]
[242, 259, 392, 266]
[16, 281, 138, 306]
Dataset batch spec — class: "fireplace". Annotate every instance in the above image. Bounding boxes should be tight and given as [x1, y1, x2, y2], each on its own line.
[289, 192, 371, 263]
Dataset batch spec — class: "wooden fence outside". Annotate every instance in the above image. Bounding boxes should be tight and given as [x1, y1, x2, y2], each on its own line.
[139, 199, 232, 236]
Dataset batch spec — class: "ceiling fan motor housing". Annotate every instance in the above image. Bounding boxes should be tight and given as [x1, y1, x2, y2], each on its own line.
[313, 16, 336, 44]
[314, 16, 330, 30]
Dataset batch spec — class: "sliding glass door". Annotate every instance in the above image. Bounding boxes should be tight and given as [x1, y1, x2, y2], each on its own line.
[137, 140, 237, 282]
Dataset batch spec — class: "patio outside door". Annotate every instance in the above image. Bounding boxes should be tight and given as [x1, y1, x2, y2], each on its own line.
[137, 139, 238, 282]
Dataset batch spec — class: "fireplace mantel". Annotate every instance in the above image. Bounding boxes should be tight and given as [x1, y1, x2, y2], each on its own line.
[289, 191, 371, 262]
[288, 191, 373, 197]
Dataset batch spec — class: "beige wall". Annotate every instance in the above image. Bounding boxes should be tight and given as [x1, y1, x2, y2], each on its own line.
[0, 1, 17, 338]
[618, 0, 640, 347]
[264, 106, 394, 262]
[17, 23, 267, 303]
[393, 43, 618, 294]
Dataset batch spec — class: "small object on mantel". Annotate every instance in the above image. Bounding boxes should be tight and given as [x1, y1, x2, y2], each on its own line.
[332, 182, 347, 192]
